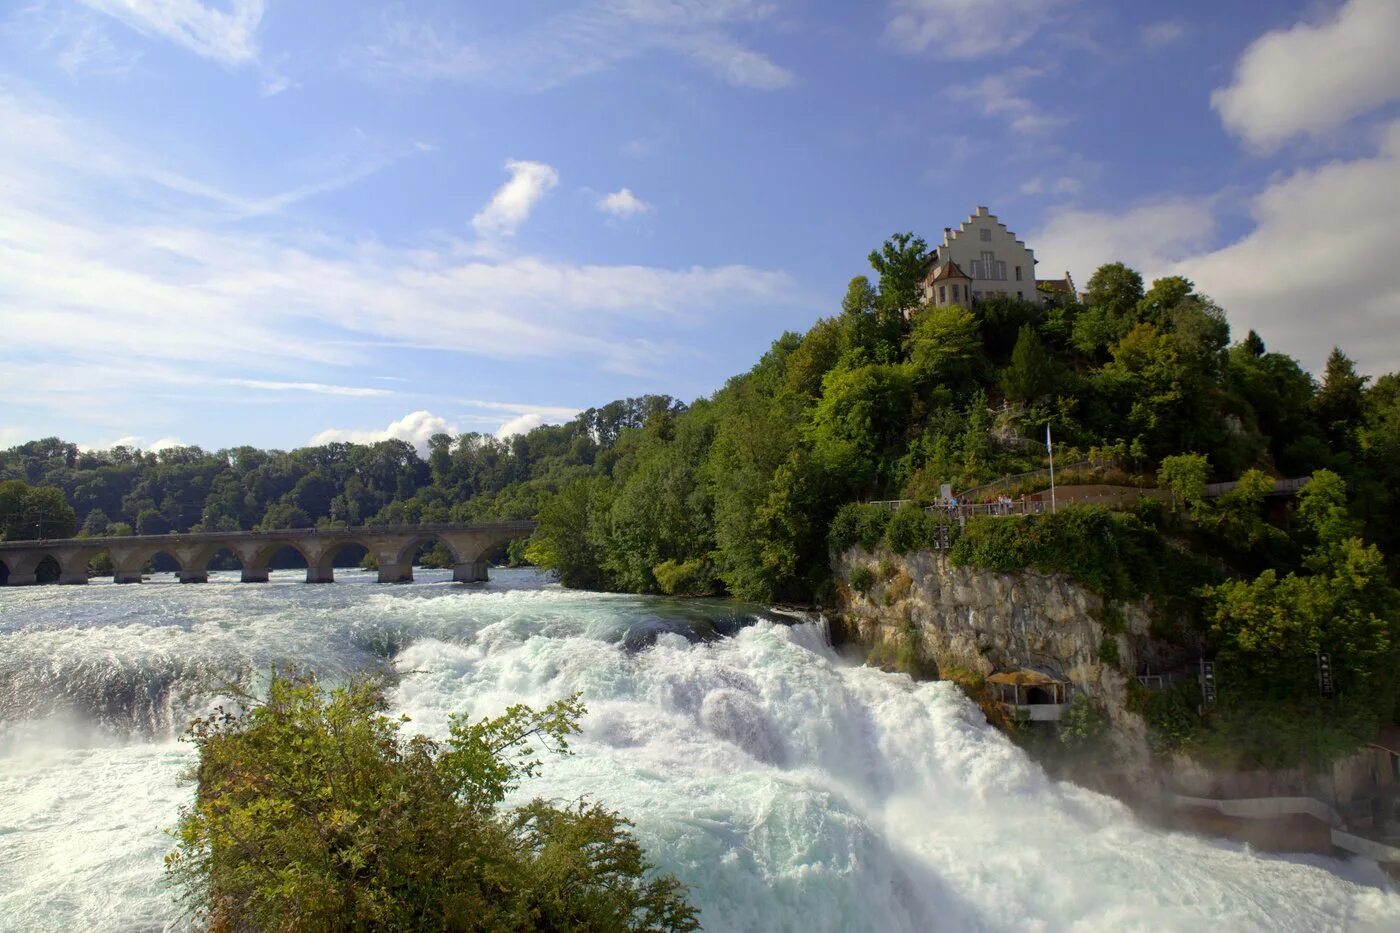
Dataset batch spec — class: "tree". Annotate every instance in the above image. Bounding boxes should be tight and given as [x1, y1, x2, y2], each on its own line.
[0, 480, 78, 540]
[905, 303, 981, 390]
[1157, 453, 1210, 511]
[525, 477, 612, 589]
[1314, 347, 1368, 447]
[1000, 324, 1056, 401]
[167, 672, 698, 931]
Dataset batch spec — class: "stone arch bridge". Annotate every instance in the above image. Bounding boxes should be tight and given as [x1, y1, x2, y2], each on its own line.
[0, 521, 536, 587]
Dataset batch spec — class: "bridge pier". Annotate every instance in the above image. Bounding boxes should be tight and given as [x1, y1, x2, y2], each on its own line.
[241, 568, 270, 583]
[179, 571, 209, 584]
[58, 570, 90, 585]
[377, 561, 413, 584]
[306, 566, 335, 584]
[453, 559, 489, 583]
[115, 570, 144, 584]
[6, 572, 37, 586]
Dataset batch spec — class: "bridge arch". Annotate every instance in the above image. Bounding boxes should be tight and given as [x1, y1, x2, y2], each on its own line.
[241, 541, 314, 584]
[305, 540, 372, 584]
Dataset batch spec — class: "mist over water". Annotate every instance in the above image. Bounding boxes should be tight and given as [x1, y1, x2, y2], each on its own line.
[2, 569, 1398, 931]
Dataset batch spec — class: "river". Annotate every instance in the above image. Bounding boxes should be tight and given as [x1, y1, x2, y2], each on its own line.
[1, 568, 1398, 931]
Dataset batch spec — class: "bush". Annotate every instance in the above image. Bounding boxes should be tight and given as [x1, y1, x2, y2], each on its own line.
[885, 503, 953, 555]
[652, 558, 715, 596]
[1097, 637, 1120, 666]
[950, 505, 1210, 603]
[848, 564, 876, 594]
[828, 503, 892, 555]
[167, 672, 698, 932]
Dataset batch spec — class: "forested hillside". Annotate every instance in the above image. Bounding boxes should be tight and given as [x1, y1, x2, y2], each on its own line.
[5, 233, 1400, 605]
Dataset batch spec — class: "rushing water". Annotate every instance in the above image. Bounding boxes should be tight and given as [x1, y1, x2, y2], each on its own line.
[2, 568, 1399, 932]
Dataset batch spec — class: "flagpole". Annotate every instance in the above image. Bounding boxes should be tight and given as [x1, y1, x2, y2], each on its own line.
[1047, 424, 1057, 514]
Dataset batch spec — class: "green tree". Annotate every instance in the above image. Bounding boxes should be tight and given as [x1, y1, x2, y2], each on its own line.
[905, 303, 981, 390]
[167, 672, 698, 931]
[1000, 324, 1055, 401]
[1157, 453, 1210, 510]
[0, 480, 79, 540]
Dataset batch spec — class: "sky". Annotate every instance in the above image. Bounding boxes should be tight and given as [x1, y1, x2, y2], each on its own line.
[2, 0, 1398, 454]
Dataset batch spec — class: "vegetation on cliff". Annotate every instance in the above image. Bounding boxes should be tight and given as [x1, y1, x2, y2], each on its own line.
[8, 232, 1400, 767]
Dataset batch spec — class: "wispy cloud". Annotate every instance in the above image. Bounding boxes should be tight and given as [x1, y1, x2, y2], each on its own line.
[78, 0, 265, 66]
[472, 160, 559, 238]
[1140, 19, 1186, 47]
[597, 187, 652, 217]
[0, 89, 798, 413]
[222, 379, 395, 398]
[950, 68, 1067, 135]
[357, 0, 793, 92]
[886, 0, 1073, 59]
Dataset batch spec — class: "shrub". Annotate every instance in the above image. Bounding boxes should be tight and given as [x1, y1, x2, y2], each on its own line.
[167, 672, 698, 932]
[949, 505, 1210, 603]
[847, 564, 876, 594]
[652, 558, 715, 596]
[885, 503, 952, 555]
[829, 503, 894, 555]
[1097, 637, 1120, 666]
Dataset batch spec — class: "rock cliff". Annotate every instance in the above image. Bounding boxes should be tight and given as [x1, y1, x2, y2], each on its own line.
[831, 545, 1156, 777]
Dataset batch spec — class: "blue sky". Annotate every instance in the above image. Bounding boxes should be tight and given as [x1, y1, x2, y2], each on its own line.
[2, 0, 1398, 453]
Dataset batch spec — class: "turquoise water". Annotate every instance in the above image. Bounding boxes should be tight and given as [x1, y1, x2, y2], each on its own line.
[2, 568, 1398, 931]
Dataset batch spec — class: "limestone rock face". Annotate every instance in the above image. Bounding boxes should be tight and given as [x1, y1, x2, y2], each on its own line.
[834, 547, 1154, 774]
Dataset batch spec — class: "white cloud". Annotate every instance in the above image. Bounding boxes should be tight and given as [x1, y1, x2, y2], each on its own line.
[147, 436, 185, 451]
[1019, 175, 1082, 197]
[310, 411, 457, 454]
[0, 90, 796, 404]
[1140, 19, 1186, 47]
[1034, 125, 1400, 375]
[686, 34, 795, 90]
[1212, 0, 1400, 152]
[1032, 199, 1217, 286]
[359, 1, 792, 92]
[494, 413, 550, 439]
[471, 159, 559, 238]
[950, 68, 1066, 134]
[597, 187, 653, 217]
[222, 379, 394, 398]
[886, 0, 1071, 58]
[1177, 122, 1400, 374]
[79, 0, 264, 66]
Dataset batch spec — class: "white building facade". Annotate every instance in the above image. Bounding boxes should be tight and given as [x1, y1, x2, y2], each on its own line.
[920, 206, 1045, 308]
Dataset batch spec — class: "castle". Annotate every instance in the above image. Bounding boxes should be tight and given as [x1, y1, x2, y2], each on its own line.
[919, 206, 1075, 310]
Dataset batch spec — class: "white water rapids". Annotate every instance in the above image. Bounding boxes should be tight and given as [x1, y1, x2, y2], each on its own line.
[2, 568, 1398, 931]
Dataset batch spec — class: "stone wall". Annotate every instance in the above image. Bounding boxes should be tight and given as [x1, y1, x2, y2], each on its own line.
[832, 545, 1155, 777]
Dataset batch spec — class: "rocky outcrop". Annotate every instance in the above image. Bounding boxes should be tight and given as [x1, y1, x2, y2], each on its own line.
[832, 546, 1155, 776]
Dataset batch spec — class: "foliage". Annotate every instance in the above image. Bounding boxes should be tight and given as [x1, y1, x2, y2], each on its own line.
[166, 671, 698, 932]
[652, 558, 716, 596]
[884, 503, 952, 556]
[0, 479, 77, 540]
[847, 564, 876, 595]
[1058, 694, 1110, 753]
[949, 506, 1202, 603]
[1157, 453, 1209, 510]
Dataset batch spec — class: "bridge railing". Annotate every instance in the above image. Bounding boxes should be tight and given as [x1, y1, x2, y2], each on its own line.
[0, 520, 538, 551]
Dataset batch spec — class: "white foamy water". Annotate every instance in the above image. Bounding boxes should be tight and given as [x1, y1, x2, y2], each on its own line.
[1, 568, 1397, 931]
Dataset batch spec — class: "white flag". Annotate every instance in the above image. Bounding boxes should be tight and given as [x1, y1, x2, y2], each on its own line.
[1045, 424, 1052, 454]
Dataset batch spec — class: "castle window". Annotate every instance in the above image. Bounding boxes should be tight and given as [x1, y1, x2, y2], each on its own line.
[938, 285, 946, 303]
[1015, 265, 1023, 281]
[951, 284, 960, 301]
[996, 261, 1007, 280]
[1017, 291, 1023, 299]
[980, 251, 995, 278]
[980, 227, 992, 242]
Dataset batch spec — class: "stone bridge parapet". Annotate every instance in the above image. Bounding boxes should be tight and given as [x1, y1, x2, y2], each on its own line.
[0, 522, 537, 586]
